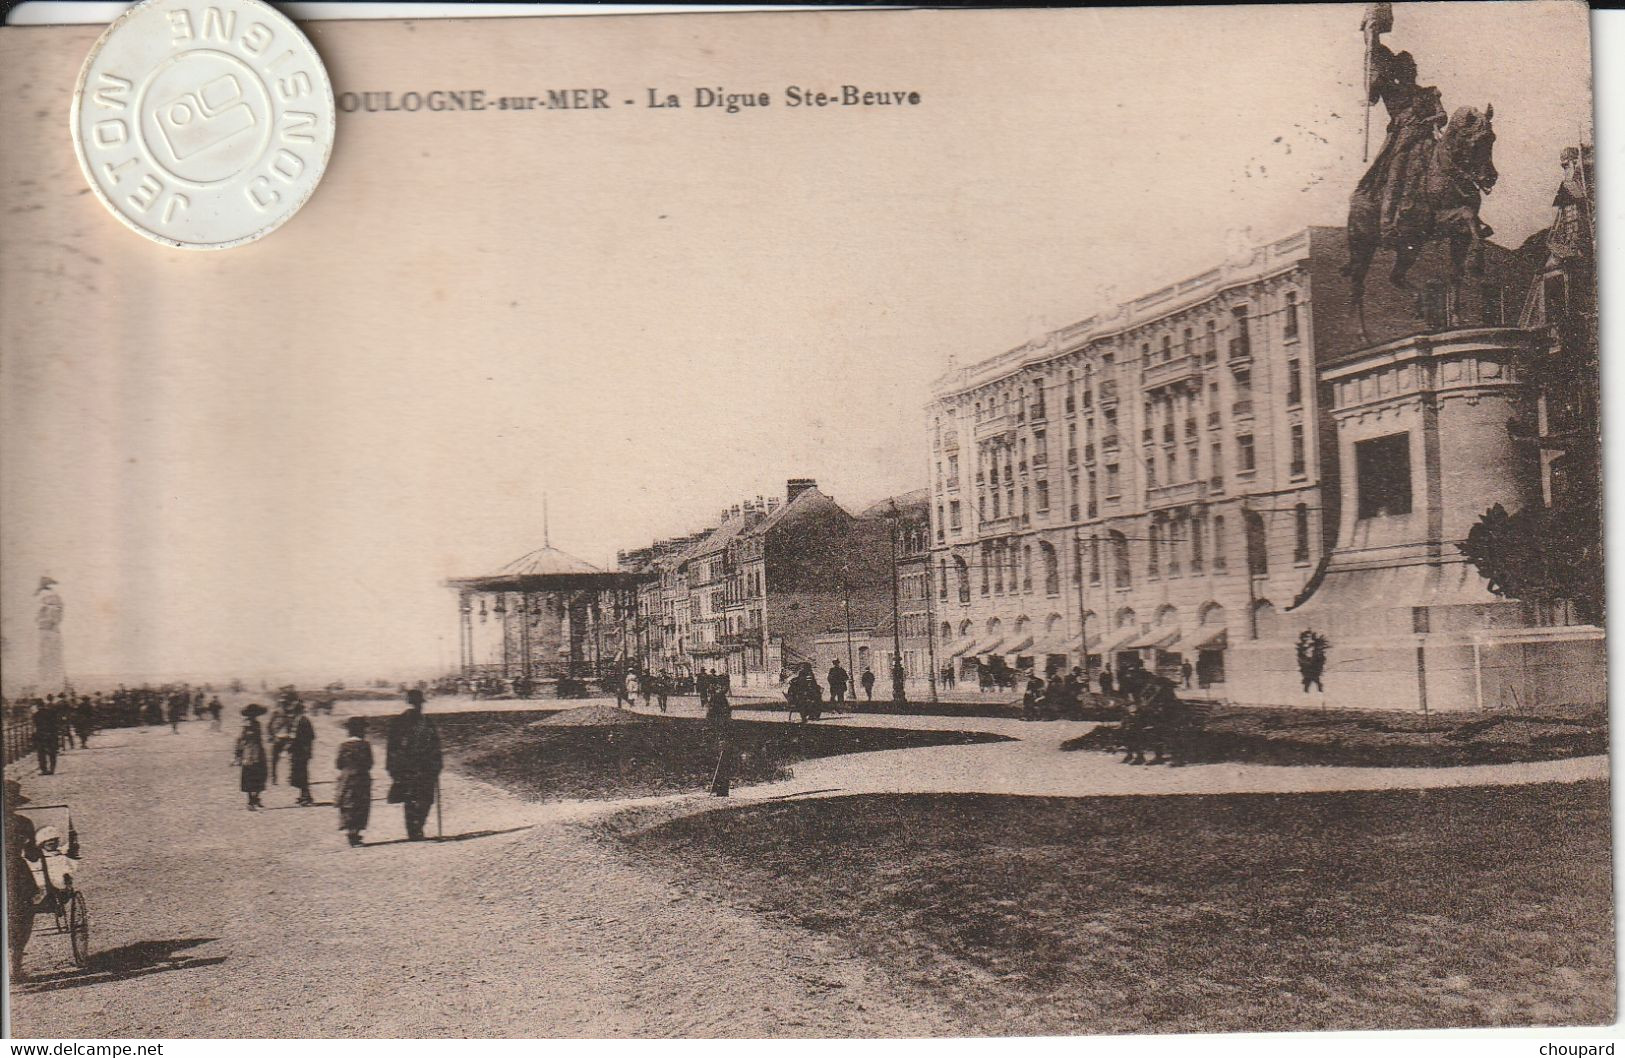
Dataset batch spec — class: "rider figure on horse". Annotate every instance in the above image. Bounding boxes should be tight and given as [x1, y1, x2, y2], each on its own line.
[1358, 36, 1448, 255]
[1344, 4, 1499, 325]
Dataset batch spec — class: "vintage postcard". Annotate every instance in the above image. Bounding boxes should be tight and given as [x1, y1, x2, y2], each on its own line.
[0, 1, 1610, 1040]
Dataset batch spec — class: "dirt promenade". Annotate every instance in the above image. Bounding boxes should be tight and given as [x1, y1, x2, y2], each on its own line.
[7, 697, 1608, 1038]
[7, 712, 961, 1038]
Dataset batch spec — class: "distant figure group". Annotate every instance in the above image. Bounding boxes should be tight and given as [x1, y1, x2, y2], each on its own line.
[10, 693, 96, 776]
[1107, 659, 1200, 767]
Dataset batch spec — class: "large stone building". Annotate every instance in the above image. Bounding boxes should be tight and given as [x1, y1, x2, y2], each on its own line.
[811, 490, 937, 697]
[923, 224, 1586, 708]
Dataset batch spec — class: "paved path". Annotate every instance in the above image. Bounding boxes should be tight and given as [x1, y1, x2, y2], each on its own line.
[385, 692, 1611, 801]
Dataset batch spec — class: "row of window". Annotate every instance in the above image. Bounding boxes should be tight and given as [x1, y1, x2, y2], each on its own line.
[949, 293, 1302, 431]
[938, 422, 1310, 542]
[944, 358, 1312, 539]
[933, 504, 1317, 602]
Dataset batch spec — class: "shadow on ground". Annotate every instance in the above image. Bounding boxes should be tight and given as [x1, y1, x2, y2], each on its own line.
[361, 825, 536, 848]
[15, 938, 224, 994]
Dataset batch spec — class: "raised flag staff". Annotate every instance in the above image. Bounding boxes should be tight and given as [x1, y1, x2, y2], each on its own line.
[1361, 3, 1393, 163]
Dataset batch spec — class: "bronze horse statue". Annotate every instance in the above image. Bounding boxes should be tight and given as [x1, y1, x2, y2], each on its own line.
[1343, 103, 1498, 340]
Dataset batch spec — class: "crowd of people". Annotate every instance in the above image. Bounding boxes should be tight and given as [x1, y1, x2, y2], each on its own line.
[1018, 657, 1203, 767]
[5, 686, 229, 777]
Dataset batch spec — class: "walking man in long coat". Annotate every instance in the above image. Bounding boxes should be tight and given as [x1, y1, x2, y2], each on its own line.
[827, 660, 849, 704]
[289, 703, 316, 806]
[705, 674, 736, 797]
[386, 689, 442, 841]
[32, 699, 59, 776]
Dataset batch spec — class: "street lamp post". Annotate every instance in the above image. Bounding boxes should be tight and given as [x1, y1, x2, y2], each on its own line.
[1073, 531, 1091, 678]
[887, 500, 907, 704]
[923, 546, 940, 703]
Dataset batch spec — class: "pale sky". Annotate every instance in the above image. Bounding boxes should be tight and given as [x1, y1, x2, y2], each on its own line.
[0, 2, 1594, 685]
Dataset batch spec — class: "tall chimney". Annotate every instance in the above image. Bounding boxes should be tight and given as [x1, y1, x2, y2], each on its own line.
[786, 478, 817, 503]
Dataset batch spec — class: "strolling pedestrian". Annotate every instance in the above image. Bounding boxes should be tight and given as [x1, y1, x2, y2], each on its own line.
[786, 662, 823, 723]
[234, 704, 269, 809]
[860, 667, 875, 701]
[6, 779, 40, 981]
[655, 670, 670, 713]
[1099, 665, 1115, 697]
[1045, 673, 1072, 720]
[56, 697, 75, 754]
[167, 693, 185, 733]
[289, 703, 316, 806]
[268, 702, 297, 784]
[1020, 674, 1046, 720]
[1180, 660, 1194, 690]
[385, 689, 442, 841]
[32, 699, 59, 776]
[705, 673, 736, 797]
[891, 659, 907, 704]
[207, 696, 223, 730]
[827, 660, 849, 704]
[1061, 671, 1083, 719]
[334, 716, 373, 847]
[73, 696, 95, 749]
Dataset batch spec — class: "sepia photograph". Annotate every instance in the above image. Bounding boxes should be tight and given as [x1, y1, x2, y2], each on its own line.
[0, 0, 1612, 1040]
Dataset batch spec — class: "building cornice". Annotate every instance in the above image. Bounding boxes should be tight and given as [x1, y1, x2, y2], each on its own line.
[928, 227, 1318, 405]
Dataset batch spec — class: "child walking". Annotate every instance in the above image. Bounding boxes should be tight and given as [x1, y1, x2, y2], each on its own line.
[334, 716, 373, 847]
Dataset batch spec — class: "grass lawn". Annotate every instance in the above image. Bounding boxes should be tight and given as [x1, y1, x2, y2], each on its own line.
[438, 710, 1009, 802]
[602, 782, 1615, 1035]
[1063, 703, 1607, 767]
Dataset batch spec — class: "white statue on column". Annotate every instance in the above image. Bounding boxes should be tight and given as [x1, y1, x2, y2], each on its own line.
[36, 576, 66, 693]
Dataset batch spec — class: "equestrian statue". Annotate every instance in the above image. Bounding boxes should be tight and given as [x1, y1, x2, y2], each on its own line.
[1342, 3, 1499, 340]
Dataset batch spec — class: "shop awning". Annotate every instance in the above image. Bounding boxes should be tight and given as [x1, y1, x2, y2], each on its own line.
[1067, 629, 1106, 653]
[1030, 635, 1072, 656]
[1005, 635, 1035, 655]
[1126, 626, 1183, 651]
[1191, 626, 1229, 651]
[1098, 625, 1144, 656]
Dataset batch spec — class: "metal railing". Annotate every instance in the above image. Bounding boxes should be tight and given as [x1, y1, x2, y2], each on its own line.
[4, 704, 32, 767]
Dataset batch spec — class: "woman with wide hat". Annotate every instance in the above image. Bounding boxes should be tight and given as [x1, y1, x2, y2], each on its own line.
[233, 705, 269, 810]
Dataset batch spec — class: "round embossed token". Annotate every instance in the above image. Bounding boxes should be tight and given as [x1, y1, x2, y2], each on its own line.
[70, 0, 335, 249]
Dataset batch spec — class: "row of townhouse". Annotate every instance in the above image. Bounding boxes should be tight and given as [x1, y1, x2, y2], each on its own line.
[617, 479, 895, 686]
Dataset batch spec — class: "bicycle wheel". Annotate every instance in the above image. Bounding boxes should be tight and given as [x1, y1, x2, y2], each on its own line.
[67, 891, 90, 968]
